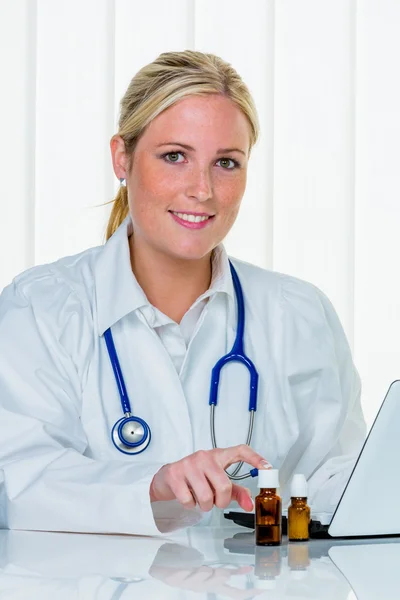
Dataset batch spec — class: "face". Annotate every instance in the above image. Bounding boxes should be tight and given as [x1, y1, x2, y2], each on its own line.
[111, 94, 251, 262]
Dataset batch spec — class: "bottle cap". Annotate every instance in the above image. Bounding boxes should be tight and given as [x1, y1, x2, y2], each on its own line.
[290, 474, 307, 497]
[258, 468, 279, 489]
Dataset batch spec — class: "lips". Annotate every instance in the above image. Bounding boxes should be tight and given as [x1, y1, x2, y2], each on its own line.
[169, 210, 214, 218]
[169, 210, 215, 230]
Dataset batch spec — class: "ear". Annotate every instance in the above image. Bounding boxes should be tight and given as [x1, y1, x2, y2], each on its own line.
[110, 135, 128, 180]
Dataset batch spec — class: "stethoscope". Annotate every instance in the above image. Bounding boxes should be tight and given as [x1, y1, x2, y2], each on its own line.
[104, 260, 259, 480]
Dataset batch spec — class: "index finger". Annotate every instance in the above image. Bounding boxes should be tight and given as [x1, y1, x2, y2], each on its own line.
[216, 444, 272, 471]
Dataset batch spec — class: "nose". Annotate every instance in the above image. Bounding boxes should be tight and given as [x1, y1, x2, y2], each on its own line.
[185, 165, 213, 203]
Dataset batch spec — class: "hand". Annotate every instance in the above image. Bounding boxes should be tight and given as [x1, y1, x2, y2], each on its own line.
[149, 444, 271, 512]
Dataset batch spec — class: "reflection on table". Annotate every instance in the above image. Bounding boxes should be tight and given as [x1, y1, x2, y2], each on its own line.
[1, 525, 400, 598]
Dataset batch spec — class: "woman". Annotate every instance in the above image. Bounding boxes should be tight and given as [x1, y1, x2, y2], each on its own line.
[0, 50, 366, 536]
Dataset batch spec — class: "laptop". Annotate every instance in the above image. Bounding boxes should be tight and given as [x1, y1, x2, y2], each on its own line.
[225, 379, 400, 539]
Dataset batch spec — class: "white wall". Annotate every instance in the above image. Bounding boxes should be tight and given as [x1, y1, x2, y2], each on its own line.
[1, 0, 400, 428]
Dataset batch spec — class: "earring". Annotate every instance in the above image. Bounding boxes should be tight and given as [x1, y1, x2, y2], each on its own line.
[119, 178, 126, 187]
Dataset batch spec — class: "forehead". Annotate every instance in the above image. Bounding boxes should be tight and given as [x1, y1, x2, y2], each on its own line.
[141, 94, 250, 148]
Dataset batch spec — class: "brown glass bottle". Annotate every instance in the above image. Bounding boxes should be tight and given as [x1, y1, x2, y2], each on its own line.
[288, 474, 310, 542]
[255, 469, 282, 546]
[288, 498, 310, 541]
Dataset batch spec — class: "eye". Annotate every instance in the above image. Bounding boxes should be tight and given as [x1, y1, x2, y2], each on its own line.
[162, 151, 185, 163]
[218, 158, 240, 170]
[161, 151, 240, 170]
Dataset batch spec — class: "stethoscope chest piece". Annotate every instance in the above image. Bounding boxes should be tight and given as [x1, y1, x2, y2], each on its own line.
[111, 415, 151, 455]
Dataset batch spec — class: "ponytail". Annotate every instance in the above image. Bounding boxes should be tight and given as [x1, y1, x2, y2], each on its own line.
[105, 185, 129, 241]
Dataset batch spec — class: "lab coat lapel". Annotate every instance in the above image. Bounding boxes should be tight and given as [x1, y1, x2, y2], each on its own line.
[87, 310, 194, 464]
[126, 312, 195, 461]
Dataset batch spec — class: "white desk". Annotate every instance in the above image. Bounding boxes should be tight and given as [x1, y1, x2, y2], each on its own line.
[1, 525, 400, 599]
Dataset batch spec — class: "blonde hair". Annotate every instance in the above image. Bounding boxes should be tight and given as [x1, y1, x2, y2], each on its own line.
[105, 49, 260, 241]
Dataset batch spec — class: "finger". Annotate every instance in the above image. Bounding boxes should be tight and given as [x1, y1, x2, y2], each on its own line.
[229, 565, 254, 575]
[212, 566, 254, 576]
[211, 567, 245, 577]
[162, 569, 193, 585]
[186, 470, 215, 512]
[231, 484, 254, 512]
[217, 444, 272, 471]
[167, 476, 197, 509]
[201, 465, 232, 509]
[184, 566, 220, 584]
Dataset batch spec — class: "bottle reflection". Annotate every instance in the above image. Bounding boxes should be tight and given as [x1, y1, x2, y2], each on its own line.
[287, 542, 310, 580]
[254, 545, 282, 590]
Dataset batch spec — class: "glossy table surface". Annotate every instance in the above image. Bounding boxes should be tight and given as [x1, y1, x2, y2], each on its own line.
[1, 524, 400, 599]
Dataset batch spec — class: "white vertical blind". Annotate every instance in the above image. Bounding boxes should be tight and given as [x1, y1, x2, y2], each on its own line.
[1, 0, 400, 427]
[0, 0, 36, 280]
[34, 0, 115, 264]
[272, 0, 356, 349]
[354, 0, 400, 426]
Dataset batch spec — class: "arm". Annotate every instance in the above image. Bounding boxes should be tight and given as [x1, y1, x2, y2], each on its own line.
[306, 288, 367, 513]
[0, 276, 267, 535]
[280, 278, 367, 515]
[0, 277, 197, 535]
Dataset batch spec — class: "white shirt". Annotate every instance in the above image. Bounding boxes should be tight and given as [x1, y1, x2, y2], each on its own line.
[0, 214, 367, 537]
[141, 245, 228, 373]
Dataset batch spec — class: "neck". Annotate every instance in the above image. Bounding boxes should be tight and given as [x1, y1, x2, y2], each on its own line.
[129, 233, 213, 323]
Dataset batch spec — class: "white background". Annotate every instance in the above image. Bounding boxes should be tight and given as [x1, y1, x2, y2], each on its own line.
[1, 0, 399, 428]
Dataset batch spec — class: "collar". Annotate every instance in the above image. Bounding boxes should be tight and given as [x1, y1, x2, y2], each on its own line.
[94, 213, 235, 336]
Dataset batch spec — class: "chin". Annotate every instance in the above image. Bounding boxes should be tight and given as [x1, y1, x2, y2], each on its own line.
[166, 242, 214, 262]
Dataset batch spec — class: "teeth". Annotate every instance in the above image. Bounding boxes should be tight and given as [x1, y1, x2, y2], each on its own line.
[172, 212, 210, 223]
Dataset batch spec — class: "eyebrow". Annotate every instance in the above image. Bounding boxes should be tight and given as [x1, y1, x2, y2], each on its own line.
[156, 142, 247, 156]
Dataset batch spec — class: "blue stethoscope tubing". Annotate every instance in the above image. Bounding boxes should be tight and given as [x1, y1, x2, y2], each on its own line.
[104, 330, 152, 455]
[104, 260, 259, 479]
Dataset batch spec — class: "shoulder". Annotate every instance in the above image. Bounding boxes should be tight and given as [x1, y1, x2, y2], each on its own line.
[1, 244, 102, 315]
[0, 244, 104, 359]
[0, 244, 104, 381]
[229, 255, 328, 313]
[230, 256, 351, 357]
[228, 255, 346, 342]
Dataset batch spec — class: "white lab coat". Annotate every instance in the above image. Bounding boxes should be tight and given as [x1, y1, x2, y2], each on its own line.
[0, 214, 366, 536]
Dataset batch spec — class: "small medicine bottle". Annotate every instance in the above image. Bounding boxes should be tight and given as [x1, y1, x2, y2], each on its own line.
[288, 474, 310, 542]
[255, 469, 282, 546]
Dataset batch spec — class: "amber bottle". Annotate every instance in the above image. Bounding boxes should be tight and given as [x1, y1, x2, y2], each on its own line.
[288, 474, 310, 542]
[255, 469, 282, 546]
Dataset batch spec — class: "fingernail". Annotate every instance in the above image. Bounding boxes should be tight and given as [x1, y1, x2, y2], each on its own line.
[260, 460, 272, 469]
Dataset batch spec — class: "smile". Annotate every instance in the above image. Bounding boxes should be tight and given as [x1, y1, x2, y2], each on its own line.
[171, 211, 210, 223]
[169, 210, 215, 230]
